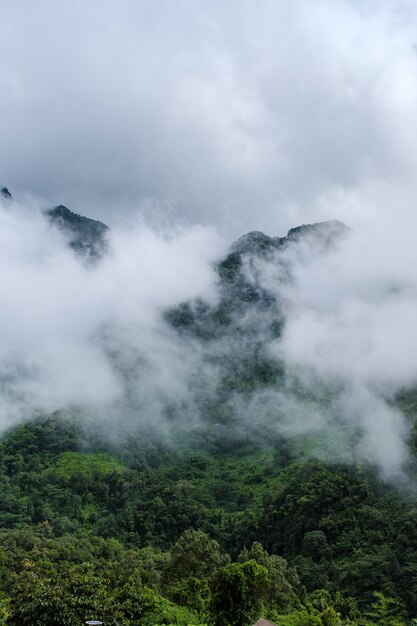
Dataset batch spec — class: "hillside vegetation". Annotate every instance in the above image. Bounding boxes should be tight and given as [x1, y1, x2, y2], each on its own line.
[1, 214, 417, 625]
[1, 411, 417, 625]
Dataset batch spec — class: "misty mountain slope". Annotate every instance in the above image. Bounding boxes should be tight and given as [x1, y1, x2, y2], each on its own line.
[46, 204, 109, 258]
[1, 202, 417, 623]
[164, 220, 350, 432]
[167, 220, 348, 338]
[0, 192, 410, 479]
[160, 217, 417, 482]
[1, 187, 109, 259]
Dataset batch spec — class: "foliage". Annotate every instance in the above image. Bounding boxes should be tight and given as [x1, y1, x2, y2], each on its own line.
[1, 415, 417, 624]
[211, 560, 269, 626]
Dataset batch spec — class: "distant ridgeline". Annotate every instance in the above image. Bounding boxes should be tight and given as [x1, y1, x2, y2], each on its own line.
[1, 186, 349, 432]
[1, 187, 109, 259]
[1, 184, 347, 274]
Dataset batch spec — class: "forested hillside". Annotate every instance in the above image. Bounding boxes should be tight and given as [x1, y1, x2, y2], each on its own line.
[1, 210, 417, 625]
[1, 404, 417, 625]
[3, 0, 417, 623]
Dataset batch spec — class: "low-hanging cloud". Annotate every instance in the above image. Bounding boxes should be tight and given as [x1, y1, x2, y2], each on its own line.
[2, 1, 417, 236]
[0, 194, 224, 429]
[244, 224, 417, 480]
[2, 1, 417, 480]
[1, 192, 417, 481]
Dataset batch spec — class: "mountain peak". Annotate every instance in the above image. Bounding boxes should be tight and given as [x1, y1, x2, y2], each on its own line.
[231, 220, 348, 258]
[232, 230, 281, 255]
[46, 204, 109, 259]
[286, 219, 348, 241]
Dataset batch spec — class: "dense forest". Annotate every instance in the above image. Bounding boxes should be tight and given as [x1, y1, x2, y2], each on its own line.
[2, 0, 417, 621]
[1, 407, 417, 625]
[1, 208, 416, 624]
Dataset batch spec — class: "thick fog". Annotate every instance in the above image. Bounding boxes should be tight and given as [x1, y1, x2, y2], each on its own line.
[1, 192, 417, 480]
[0, 195, 224, 426]
[2, 1, 417, 478]
[250, 225, 417, 479]
[2, 1, 417, 235]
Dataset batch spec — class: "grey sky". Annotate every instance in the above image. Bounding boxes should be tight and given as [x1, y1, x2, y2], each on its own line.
[2, 0, 417, 235]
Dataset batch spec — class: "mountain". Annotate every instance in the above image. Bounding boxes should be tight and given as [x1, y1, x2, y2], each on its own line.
[1, 187, 109, 258]
[167, 220, 347, 338]
[164, 220, 349, 425]
[46, 204, 109, 259]
[1, 195, 415, 625]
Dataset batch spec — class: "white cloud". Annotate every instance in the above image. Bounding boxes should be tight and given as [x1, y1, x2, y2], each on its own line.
[1, 1, 417, 236]
[0, 195, 224, 427]
[2, 1, 417, 478]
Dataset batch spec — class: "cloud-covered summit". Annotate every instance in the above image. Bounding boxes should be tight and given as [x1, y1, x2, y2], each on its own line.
[0, 188, 415, 480]
[2, 1, 417, 236]
[2, 1, 417, 480]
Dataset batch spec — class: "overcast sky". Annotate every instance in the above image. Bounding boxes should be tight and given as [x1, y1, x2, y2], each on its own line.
[2, 0, 417, 235]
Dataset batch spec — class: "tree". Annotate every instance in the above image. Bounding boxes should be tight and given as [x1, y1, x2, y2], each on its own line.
[301, 531, 329, 560]
[7, 563, 116, 626]
[365, 591, 407, 626]
[167, 576, 211, 615]
[210, 560, 269, 626]
[166, 529, 229, 582]
[238, 542, 301, 613]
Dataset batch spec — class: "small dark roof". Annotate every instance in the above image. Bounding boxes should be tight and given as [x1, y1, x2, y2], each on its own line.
[253, 620, 277, 626]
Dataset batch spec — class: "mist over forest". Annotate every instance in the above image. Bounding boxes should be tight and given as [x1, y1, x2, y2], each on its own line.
[3, 1, 417, 625]
[0, 187, 416, 481]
